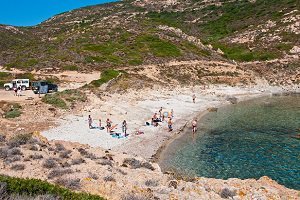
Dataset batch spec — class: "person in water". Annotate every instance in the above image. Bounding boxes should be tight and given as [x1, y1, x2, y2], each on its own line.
[192, 119, 197, 134]
[88, 115, 93, 129]
[106, 118, 112, 133]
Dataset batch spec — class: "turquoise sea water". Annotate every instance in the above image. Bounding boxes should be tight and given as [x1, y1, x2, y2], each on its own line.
[160, 94, 300, 190]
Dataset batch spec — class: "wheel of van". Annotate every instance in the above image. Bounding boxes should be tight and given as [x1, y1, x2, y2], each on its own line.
[5, 86, 10, 91]
[21, 86, 26, 91]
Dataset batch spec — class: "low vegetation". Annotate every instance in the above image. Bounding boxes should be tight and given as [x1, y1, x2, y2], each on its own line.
[42, 89, 87, 109]
[91, 69, 120, 87]
[0, 175, 104, 200]
[63, 65, 79, 71]
[0, 102, 22, 119]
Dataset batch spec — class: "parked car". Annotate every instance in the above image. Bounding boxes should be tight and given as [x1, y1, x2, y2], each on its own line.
[32, 81, 58, 94]
[4, 79, 30, 91]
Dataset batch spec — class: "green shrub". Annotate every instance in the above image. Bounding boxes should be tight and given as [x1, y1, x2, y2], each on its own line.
[91, 69, 120, 87]
[63, 65, 79, 71]
[136, 35, 181, 57]
[42, 89, 86, 109]
[0, 175, 104, 200]
[42, 94, 67, 109]
[15, 73, 35, 80]
[214, 43, 278, 61]
[60, 89, 87, 102]
[0, 72, 11, 79]
[5, 109, 21, 119]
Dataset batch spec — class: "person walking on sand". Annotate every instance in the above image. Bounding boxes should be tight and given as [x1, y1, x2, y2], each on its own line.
[88, 115, 93, 129]
[122, 120, 127, 135]
[106, 118, 112, 133]
[192, 119, 197, 134]
[192, 94, 196, 103]
[168, 117, 173, 132]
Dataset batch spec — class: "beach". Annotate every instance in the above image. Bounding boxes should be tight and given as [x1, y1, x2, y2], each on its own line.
[41, 84, 295, 160]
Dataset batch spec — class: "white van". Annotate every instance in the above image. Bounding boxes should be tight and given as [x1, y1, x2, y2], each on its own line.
[4, 79, 30, 91]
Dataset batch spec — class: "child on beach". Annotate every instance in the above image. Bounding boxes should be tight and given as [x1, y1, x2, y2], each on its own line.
[88, 115, 93, 129]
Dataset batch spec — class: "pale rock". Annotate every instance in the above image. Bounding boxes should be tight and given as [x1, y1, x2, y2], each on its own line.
[290, 46, 300, 54]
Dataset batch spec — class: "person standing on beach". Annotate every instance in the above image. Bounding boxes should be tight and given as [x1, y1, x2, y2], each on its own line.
[99, 118, 102, 129]
[171, 109, 174, 118]
[168, 117, 173, 132]
[13, 87, 17, 96]
[159, 107, 163, 119]
[88, 115, 93, 129]
[122, 120, 127, 135]
[192, 119, 197, 134]
[106, 118, 112, 133]
[192, 94, 196, 103]
[17, 86, 21, 97]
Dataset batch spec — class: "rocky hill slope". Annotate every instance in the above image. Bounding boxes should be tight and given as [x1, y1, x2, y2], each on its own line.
[0, 0, 299, 83]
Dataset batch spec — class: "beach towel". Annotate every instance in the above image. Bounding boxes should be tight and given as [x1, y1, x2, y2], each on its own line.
[135, 131, 144, 135]
[111, 133, 128, 139]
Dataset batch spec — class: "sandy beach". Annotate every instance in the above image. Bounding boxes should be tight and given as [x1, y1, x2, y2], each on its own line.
[41, 84, 297, 160]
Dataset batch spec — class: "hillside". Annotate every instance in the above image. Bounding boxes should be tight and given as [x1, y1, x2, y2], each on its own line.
[0, 0, 299, 86]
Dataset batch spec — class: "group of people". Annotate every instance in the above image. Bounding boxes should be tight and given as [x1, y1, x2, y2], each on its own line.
[88, 115, 128, 136]
[13, 86, 22, 97]
[151, 107, 174, 132]
[87, 94, 198, 137]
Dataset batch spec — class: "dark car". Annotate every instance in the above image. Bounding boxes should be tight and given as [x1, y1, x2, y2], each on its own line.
[32, 81, 58, 94]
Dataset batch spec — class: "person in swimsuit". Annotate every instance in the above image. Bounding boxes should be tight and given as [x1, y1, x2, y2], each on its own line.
[99, 118, 102, 129]
[159, 107, 163, 119]
[168, 117, 173, 132]
[153, 113, 159, 122]
[88, 115, 93, 129]
[106, 118, 112, 133]
[192, 119, 197, 134]
[192, 94, 196, 103]
[122, 120, 127, 135]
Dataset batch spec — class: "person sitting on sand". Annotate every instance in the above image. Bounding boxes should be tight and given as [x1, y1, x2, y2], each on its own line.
[192, 119, 197, 134]
[106, 118, 112, 133]
[122, 120, 127, 135]
[153, 113, 160, 122]
[192, 94, 196, 103]
[88, 115, 93, 129]
[168, 117, 173, 132]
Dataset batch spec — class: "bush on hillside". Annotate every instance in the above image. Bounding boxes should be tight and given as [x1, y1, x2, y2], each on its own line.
[0, 175, 104, 200]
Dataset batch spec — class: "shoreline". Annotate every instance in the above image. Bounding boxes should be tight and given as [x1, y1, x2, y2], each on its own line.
[41, 85, 299, 162]
[152, 93, 270, 166]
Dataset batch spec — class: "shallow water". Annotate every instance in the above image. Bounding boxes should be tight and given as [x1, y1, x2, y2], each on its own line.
[160, 94, 300, 190]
